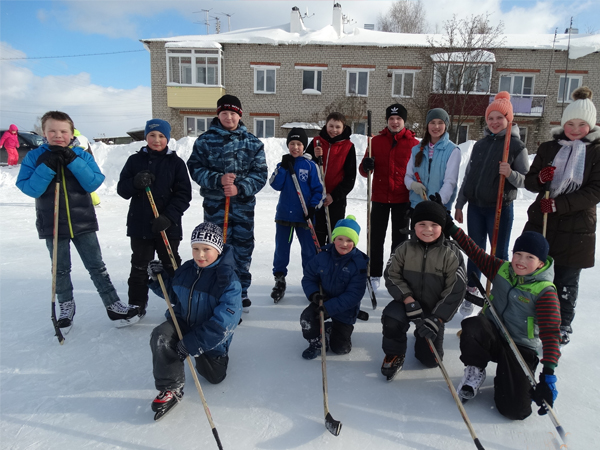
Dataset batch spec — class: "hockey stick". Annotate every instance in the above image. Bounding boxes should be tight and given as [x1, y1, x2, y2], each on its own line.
[470, 274, 568, 447]
[365, 110, 377, 310]
[145, 187, 178, 270]
[314, 137, 332, 242]
[425, 337, 484, 449]
[484, 123, 513, 296]
[287, 162, 342, 435]
[223, 196, 230, 243]
[50, 170, 65, 345]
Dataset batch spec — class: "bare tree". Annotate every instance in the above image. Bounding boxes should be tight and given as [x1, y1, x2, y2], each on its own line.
[312, 94, 368, 131]
[377, 0, 427, 34]
[33, 116, 43, 135]
[427, 14, 504, 142]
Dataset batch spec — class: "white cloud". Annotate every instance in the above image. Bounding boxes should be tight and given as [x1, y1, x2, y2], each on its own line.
[0, 42, 151, 139]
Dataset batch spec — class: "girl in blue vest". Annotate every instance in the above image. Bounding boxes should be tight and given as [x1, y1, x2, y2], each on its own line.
[405, 108, 461, 210]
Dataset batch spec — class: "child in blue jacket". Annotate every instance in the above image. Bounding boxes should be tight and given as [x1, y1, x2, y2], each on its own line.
[300, 215, 368, 359]
[269, 128, 324, 302]
[148, 222, 242, 418]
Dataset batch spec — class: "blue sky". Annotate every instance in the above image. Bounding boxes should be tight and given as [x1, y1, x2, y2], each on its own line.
[1, 0, 598, 139]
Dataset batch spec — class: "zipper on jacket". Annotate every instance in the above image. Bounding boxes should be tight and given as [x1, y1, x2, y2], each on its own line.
[419, 244, 428, 301]
[187, 267, 203, 325]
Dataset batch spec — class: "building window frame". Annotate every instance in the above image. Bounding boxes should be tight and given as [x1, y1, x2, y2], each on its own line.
[344, 68, 373, 97]
[499, 74, 535, 97]
[254, 118, 276, 138]
[433, 63, 492, 94]
[296, 66, 327, 94]
[557, 75, 583, 103]
[391, 70, 417, 98]
[166, 48, 223, 87]
[184, 116, 209, 137]
[252, 65, 279, 94]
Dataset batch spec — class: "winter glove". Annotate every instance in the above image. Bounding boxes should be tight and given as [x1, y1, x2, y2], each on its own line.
[49, 145, 77, 165]
[361, 157, 375, 172]
[44, 152, 64, 173]
[540, 198, 556, 214]
[531, 367, 558, 415]
[147, 260, 163, 280]
[410, 181, 427, 199]
[404, 300, 423, 321]
[538, 166, 556, 184]
[316, 304, 330, 320]
[151, 215, 172, 234]
[176, 340, 189, 362]
[281, 154, 295, 171]
[309, 292, 327, 305]
[133, 170, 155, 190]
[304, 206, 316, 222]
[429, 193, 456, 237]
[415, 316, 442, 341]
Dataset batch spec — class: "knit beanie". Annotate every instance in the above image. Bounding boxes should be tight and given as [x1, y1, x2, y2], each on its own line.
[286, 127, 308, 150]
[561, 86, 597, 129]
[513, 231, 549, 262]
[190, 222, 224, 254]
[331, 215, 361, 246]
[217, 94, 243, 117]
[486, 91, 514, 123]
[411, 201, 446, 229]
[426, 108, 450, 129]
[145, 119, 171, 142]
[386, 103, 408, 122]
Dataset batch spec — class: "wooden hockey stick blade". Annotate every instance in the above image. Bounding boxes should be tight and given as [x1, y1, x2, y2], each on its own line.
[325, 412, 342, 436]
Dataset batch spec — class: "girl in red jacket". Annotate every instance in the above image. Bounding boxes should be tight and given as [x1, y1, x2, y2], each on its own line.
[0, 124, 20, 167]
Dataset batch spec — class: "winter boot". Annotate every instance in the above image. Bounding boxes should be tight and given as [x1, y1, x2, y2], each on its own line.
[369, 277, 381, 291]
[152, 388, 183, 420]
[302, 337, 322, 360]
[57, 300, 76, 328]
[242, 297, 251, 313]
[271, 272, 286, 303]
[560, 325, 572, 346]
[106, 300, 140, 326]
[457, 365, 486, 401]
[460, 287, 479, 317]
[381, 354, 405, 381]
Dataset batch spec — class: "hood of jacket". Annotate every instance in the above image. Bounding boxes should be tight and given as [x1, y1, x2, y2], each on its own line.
[319, 124, 352, 144]
[483, 122, 521, 139]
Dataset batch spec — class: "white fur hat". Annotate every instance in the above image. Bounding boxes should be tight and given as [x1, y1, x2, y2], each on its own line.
[561, 86, 597, 129]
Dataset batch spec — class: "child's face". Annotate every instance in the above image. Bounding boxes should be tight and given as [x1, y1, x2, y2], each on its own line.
[218, 111, 240, 131]
[288, 140, 304, 157]
[563, 119, 590, 141]
[146, 131, 168, 152]
[334, 235, 354, 255]
[43, 119, 74, 147]
[414, 220, 442, 243]
[192, 243, 220, 268]
[387, 115, 405, 133]
[511, 251, 544, 276]
[428, 119, 446, 140]
[326, 120, 344, 139]
[486, 111, 509, 134]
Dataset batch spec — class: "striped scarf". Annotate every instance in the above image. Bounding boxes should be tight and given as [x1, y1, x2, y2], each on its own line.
[549, 139, 587, 198]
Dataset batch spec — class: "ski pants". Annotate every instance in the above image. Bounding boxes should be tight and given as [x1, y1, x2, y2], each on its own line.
[553, 264, 582, 329]
[128, 236, 181, 312]
[203, 197, 255, 298]
[300, 303, 354, 354]
[272, 223, 317, 276]
[150, 320, 229, 389]
[5, 146, 18, 166]
[314, 198, 346, 248]
[45, 231, 120, 307]
[381, 299, 445, 368]
[460, 315, 539, 420]
[370, 201, 411, 277]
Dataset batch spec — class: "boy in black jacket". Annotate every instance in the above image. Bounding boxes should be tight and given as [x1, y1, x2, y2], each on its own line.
[117, 119, 192, 320]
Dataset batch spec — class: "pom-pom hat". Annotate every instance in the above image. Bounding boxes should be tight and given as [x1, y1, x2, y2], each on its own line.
[191, 222, 224, 254]
[513, 231, 549, 262]
[331, 215, 361, 246]
[145, 119, 171, 142]
[561, 86, 597, 129]
[486, 91, 514, 123]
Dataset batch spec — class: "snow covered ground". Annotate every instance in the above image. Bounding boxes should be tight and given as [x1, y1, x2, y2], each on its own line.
[0, 136, 598, 450]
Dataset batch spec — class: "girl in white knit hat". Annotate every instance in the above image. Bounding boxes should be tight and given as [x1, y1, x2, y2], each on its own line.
[523, 86, 600, 346]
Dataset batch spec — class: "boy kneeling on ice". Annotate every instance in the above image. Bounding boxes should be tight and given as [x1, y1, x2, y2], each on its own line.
[148, 222, 242, 418]
[438, 195, 561, 420]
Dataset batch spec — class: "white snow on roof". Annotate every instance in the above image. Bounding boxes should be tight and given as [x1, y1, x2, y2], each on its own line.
[142, 24, 600, 59]
[281, 122, 322, 130]
[431, 50, 496, 63]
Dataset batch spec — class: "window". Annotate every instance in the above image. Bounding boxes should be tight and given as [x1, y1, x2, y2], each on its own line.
[433, 64, 491, 93]
[185, 117, 209, 137]
[167, 49, 222, 86]
[499, 75, 534, 97]
[392, 71, 415, 98]
[451, 124, 469, 144]
[346, 70, 370, 96]
[254, 67, 277, 94]
[254, 118, 275, 138]
[302, 70, 322, 93]
[518, 126, 528, 144]
[558, 75, 582, 102]
[353, 122, 366, 135]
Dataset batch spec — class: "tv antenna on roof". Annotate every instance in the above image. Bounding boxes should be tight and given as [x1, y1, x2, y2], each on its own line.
[193, 8, 212, 34]
[220, 12, 234, 32]
[212, 16, 221, 34]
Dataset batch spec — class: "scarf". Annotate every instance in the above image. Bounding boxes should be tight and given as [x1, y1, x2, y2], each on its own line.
[549, 139, 587, 198]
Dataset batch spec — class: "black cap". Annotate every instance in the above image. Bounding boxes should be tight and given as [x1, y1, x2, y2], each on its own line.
[286, 127, 308, 150]
[411, 201, 446, 229]
[386, 103, 408, 121]
[217, 95, 243, 117]
[513, 231, 549, 262]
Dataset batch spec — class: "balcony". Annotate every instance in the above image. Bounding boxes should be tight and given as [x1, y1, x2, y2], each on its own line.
[167, 86, 226, 109]
[489, 94, 546, 117]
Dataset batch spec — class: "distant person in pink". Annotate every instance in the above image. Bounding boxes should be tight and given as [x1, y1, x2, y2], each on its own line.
[0, 124, 20, 167]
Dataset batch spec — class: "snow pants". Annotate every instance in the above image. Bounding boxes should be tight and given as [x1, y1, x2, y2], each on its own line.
[45, 231, 120, 307]
[381, 299, 444, 368]
[300, 303, 354, 354]
[553, 264, 582, 329]
[150, 320, 229, 389]
[5, 146, 18, 166]
[203, 197, 255, 298]
[128, 236, 181, 312]
[370, 202, 411, 277]
[314, 198, 346, 247]
[460, 315, 538, 420]
[272, 223, 317, 276]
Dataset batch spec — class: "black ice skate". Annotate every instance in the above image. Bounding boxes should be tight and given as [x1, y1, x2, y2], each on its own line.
[381, 354, 405, 381]
[271, 273, 286, 303]
[152, 389, 183, 421]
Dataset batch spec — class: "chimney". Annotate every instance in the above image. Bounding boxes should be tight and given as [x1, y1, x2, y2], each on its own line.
[332, 3, 343, 37]
[290, 6, 303, 33]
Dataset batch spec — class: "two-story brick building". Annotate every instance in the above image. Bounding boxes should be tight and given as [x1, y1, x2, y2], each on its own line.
[141, 3, 600, 151]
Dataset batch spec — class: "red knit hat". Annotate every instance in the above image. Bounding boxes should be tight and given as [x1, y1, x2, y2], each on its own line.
[486, 91, 514, 122]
